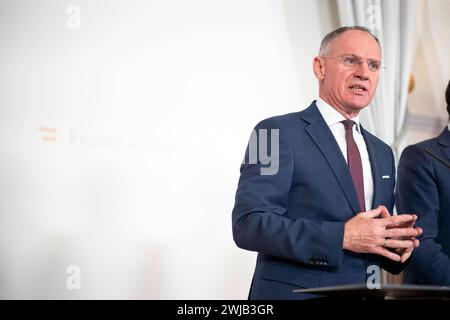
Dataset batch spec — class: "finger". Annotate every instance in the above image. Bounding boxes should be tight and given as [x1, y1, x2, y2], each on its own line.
[389, 219, 421, 229]
[388, 214, 418, 228]
[382, 214, 415, 227]
[379, 205, 390, 218]
[384, 238, 415, 249]
[387, 218, 415, 229]
[372, 247, 401, 262]
[398, 213, 418, 220]
[401, 253, 411, 263]
[383, 227, 421, 238]
[361, 206, 384, 218]
[400, 247, 413, 263]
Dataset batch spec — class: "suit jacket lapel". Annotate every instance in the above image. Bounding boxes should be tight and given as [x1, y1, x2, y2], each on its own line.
[301, 102, 361, 214]
[438, 128, 450, 162]
[361, 126, 382, 209]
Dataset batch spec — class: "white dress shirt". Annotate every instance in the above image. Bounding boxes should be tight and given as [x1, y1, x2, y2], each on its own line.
[316, 98, 374, 212]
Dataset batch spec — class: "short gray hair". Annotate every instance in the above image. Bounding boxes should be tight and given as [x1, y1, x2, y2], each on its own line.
[319, 26, 380, 55]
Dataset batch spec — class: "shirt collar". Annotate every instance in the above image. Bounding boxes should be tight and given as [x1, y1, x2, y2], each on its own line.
[316, 97, 361, 133]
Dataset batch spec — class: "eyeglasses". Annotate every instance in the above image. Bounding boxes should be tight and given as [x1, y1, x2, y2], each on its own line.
[320, 54, 384, 72]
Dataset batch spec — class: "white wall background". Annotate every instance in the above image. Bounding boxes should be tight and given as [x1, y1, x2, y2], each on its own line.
[0, 0, 448, 299]
[0, 0, 337, 299]
[407, 0, 450, 144]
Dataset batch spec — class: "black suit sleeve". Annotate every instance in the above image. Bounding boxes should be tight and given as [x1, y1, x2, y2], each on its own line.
[396, 145, 450, 284]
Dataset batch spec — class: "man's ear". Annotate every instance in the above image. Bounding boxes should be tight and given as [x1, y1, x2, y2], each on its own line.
[313, 56, 325, 80]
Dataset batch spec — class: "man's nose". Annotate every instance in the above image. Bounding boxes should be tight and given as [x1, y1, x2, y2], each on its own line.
[354, 74, 369, 81]
[354, 61, 370, 80]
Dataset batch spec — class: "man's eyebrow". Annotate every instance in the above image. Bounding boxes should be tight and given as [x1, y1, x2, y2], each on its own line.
[343, 53, 381, 61]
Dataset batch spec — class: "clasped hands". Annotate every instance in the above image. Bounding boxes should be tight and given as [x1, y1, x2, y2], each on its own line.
[343, 205, 422, 263]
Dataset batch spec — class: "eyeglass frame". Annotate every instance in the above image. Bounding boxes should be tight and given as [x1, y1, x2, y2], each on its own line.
[319, 54, 385, 72]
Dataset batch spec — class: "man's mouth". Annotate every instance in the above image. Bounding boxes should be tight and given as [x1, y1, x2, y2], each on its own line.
[348, 84, 368, 93]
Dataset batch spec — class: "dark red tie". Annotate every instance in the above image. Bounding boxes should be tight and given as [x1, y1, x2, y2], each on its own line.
[342, 120, 366, 212]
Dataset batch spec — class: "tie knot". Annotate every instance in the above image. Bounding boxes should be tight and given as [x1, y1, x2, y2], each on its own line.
[341, 120, 356, 131]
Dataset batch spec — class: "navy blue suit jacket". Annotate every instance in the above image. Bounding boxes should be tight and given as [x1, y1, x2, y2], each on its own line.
[396, 128, 450, 285]
[232, 102, 403, 299]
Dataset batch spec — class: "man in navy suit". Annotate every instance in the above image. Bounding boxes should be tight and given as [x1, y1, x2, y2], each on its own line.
[232, 26, 422, 300]
[396, 80, 450, 285]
